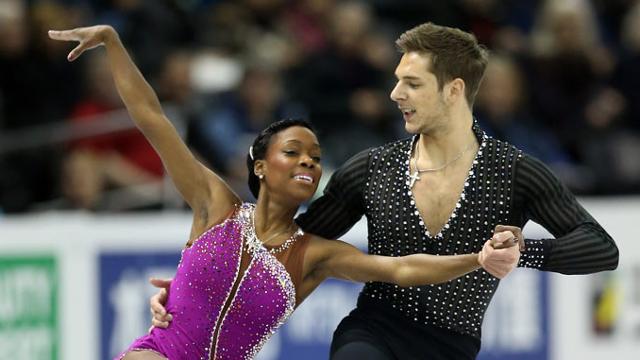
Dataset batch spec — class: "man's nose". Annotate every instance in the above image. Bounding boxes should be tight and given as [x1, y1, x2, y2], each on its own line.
[390, 83, 404, 102]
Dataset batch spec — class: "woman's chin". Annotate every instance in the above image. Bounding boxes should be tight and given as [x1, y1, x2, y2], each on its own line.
[287, 189, 316, 204]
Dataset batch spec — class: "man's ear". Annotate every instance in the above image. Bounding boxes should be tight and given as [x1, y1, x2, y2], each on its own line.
[445, 78, 465, 105]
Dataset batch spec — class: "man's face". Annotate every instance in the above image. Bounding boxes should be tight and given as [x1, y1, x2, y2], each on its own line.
[390, 52, 449, 134]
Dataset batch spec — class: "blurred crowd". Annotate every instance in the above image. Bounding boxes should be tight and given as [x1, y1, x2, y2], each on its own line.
[1, 0, 640, 213]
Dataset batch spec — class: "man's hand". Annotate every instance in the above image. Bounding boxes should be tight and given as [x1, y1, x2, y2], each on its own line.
[149, 278, 172, 329]
[479, 229, 521, 278]
[493, 225, 525, 251]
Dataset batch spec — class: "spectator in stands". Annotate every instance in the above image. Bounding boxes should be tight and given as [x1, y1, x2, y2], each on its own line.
[287, 1, 395, 166]
[0, 0, 82, 212]
[527, 0, 615, 157]
[190, 64, 306, 199]
[474, 54, 583, 189]
[62, 53, 164, 210]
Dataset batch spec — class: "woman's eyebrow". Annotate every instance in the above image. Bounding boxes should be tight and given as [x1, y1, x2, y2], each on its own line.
[282, 139, 320, 148]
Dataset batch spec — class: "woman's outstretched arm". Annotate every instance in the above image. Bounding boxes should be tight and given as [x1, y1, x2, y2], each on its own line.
[311, 240, 480, 287]
[300, 230, 519, 298]
[49, 26, 240, 228]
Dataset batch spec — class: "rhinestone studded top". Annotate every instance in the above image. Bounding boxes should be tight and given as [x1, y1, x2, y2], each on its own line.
[357, 123, 539, 339]
[298, 119, 616, 341]
[117, 203, 304, 360]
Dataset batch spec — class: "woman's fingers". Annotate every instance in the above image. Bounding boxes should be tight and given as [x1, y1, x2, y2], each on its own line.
[48, 28, 107, 61]
[483, 263, 505, 279]
[479, 239, 520, 279]
[48, 29, 87, 61]
[67, 44, 86, 62]
[48, 29, 78, 42]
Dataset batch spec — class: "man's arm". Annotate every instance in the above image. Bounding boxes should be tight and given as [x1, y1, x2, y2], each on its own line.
[296, 148, 370, 239]
[514, 155, 618, 274]
[149, 278, 172, 328]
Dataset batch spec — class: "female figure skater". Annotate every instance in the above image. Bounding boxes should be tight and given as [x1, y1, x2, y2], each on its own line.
[48, 25, 517, 360]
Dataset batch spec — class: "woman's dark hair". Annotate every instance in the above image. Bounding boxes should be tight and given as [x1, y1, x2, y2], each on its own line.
[246, 118, 316, 199]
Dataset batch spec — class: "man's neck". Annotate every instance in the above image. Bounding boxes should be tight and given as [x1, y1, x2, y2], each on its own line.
[417, 112, 477, 166]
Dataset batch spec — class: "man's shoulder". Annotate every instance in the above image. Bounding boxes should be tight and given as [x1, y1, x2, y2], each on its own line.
[482, 134, 525, 160]
[334, 137, 412, 176]
[481, 135, 555, 182]
[369, 137, 413, 158]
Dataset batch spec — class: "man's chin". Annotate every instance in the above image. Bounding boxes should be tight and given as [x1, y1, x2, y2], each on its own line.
[404, 123, 421, 135]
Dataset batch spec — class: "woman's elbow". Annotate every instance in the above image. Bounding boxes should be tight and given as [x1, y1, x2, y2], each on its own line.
[392, 267, 418, 287]
[394, 277, 417, 288]
[392, 268, 439, 287]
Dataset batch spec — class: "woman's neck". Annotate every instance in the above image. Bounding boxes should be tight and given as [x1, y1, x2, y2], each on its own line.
[253, 196, 299, 241]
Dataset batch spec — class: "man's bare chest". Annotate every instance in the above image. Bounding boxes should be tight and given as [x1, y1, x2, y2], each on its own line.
[410, 170, 469, 236]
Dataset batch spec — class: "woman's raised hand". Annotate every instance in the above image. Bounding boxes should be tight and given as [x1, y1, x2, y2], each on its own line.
[48, 25, 116, 62]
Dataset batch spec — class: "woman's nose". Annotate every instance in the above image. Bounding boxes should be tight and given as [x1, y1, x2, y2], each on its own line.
[300, 154, 314, 168]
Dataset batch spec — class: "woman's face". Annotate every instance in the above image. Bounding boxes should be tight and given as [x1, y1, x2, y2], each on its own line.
[258, 126, 322, 203]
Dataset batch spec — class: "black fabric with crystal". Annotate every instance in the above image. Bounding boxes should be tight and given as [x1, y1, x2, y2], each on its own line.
[296, 123, 618, 340]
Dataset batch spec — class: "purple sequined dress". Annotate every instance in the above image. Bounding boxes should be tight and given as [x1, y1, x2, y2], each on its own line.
[116, 203, 303, 360]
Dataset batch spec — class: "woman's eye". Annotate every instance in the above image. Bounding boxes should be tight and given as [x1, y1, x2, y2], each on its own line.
[312, 156, 322, 162]
[284, 150, 297, 155]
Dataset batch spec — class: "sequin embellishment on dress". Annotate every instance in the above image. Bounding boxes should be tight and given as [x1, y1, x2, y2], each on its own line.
[116, 203, 300, 360]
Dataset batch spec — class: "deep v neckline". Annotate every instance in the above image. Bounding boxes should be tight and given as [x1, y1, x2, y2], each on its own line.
[405, 131, 486, 240]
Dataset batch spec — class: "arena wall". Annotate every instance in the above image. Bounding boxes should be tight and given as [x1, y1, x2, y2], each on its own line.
[0, 198, 636, 360]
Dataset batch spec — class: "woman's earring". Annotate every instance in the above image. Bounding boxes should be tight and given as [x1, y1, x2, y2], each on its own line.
[258, 174, 264, 180]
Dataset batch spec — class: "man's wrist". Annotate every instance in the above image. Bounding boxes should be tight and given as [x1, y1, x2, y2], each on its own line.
[518, 239, 549, 269]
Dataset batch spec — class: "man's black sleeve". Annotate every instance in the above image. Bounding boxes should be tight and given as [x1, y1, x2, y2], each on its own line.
[296, 148, 370, 239]
[515, 155, 619, 274]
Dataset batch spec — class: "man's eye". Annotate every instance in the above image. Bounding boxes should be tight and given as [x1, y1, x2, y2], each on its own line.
[284, 150, 297, 155]
[409, 83, 420, 89]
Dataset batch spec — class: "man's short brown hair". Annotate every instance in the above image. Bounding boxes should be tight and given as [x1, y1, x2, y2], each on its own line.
[396, 22, 489, 107]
